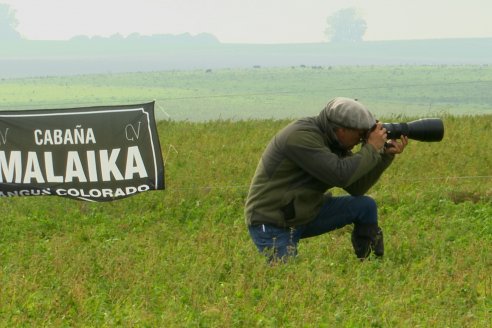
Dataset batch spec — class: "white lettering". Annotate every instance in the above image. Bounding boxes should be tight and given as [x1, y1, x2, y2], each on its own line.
[54, 185, 150, 199]
[74, 127, 84, 144]
[125, 146, 148, 179]
[56, 189, 67, 196]
[24, 152, 45, 183]
[86, 150, 98, 182]
[86, 128, 96, 144]
[65, 151, 87, 182]
[0, 150, 22, 183]
[0, 128, 9, 145]
[0, 147, 149, 184]
[53, 130, 63, 145]
[44, 131, 53, 145]
[125, 122, 141, 141]
[138, 185, 150, 192]
[33, 127, 97, 145]
[126, 186, 137, 195]
[0, 188, 51, 197]
[63, 129, 74, 144]
[34, 130, 42, 145]
[100, 149, 123, 181]
[44, 152, 63, 183]
[89, 189, 102, 197]
[67, 189, 79, 197]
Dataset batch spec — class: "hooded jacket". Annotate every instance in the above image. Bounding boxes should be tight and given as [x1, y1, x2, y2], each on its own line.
[245, 100, 394, 228]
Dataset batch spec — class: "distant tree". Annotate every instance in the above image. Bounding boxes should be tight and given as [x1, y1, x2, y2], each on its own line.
[325, 7, 366, 42]
[127, 32, 143, 40]
[0, 3, 21, 40]
[70, 35, 90, 42]
[109, 33, 125, 41]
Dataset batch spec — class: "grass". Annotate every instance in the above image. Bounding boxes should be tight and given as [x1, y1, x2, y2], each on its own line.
[1, 65, 491, 121]
[0, 66, 491, 326]
[0, 114, 491, 327]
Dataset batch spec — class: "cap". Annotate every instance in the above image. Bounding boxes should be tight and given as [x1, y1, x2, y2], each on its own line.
[320, 97, 376, 130]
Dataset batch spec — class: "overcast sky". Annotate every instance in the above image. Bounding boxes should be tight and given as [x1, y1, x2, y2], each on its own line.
[3, 0, 492, 43]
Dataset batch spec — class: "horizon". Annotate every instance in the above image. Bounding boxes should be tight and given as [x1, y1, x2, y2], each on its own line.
[7, 33, 492, 45]
[3, 0, 492, 44]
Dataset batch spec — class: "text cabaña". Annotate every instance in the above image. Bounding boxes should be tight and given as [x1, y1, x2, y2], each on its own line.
[34, 127, 96, 145]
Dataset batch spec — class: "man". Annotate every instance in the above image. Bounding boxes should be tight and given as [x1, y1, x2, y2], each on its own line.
[245, 97, 408, 262]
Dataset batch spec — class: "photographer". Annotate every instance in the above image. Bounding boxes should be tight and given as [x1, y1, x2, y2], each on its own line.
[245, 97, 408, 263]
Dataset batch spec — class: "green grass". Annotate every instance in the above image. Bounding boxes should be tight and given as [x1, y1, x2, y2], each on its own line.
[0, 115, 491, 327]
[1, 65, 491, 121]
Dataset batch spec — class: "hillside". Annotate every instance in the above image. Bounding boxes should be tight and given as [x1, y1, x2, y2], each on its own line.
[1, 38, 492, 78]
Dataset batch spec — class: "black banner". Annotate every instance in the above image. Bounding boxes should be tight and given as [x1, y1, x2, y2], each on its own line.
[0, 102, 164, 201]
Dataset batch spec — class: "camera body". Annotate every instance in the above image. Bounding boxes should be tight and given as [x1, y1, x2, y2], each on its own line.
[382, 118, 444, 142]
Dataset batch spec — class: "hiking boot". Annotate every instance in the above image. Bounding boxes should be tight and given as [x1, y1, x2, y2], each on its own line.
[351, 224, 384, 259]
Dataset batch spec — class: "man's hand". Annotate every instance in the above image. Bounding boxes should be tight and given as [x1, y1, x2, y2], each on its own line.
[384, 135, 408, 155]
[367, 122, 387, 152]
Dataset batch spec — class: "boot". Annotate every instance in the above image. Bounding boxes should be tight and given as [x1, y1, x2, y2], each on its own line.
[351, 224, 384, 259]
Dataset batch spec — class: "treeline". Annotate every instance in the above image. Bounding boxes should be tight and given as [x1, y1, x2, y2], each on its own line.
[68, 32, 219, 44]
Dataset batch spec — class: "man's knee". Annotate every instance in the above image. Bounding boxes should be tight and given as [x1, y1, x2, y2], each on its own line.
[359, 195, 377, 211]
[353, 195, 378, 225]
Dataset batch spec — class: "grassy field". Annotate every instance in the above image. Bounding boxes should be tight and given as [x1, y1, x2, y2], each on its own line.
[1, 65, 491, 121]
[0, 67, 491, 326]
[0, 116, 490, 327]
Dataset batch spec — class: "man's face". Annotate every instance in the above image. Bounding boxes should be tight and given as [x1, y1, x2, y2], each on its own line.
[335, 127, 367, 150]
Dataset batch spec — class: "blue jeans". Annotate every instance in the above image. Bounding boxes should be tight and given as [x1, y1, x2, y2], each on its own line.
[248, 195, 378, 262]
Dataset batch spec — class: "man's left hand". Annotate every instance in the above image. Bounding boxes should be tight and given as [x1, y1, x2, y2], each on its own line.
[384, 136, 408, 155]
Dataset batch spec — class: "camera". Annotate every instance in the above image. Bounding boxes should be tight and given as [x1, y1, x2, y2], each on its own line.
[382, 118, 444, 142]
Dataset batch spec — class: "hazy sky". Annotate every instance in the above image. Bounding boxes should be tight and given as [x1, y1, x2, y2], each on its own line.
[3, 0, 492, 43]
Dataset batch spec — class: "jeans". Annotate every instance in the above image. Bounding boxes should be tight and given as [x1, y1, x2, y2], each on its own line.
[248, 195, 378, 262]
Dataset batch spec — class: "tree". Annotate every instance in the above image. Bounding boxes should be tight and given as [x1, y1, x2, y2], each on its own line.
[0, 3, 21, 40]
[325, 8, 366, 42]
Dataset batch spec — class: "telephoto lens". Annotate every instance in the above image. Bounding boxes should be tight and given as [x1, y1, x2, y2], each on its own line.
[382, 118, 444, 142]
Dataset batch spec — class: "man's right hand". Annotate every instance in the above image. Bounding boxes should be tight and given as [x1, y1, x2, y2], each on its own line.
[367, 122, 387, 152]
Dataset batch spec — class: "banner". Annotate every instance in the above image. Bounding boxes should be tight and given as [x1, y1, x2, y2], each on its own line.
[0, 102, 164, 201]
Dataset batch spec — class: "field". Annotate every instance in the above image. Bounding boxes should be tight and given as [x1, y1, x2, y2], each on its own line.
[1, 65, 491, 120]
[3, 38, 491, 78]
[0, 66, 491, 327]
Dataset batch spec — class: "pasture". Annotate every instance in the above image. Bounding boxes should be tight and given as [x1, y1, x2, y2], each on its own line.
[1, 65, 491, 120]
[0, 66, 491, 326]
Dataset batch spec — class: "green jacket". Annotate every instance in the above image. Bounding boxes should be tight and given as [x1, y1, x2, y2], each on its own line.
[245, 115, 394, 228]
